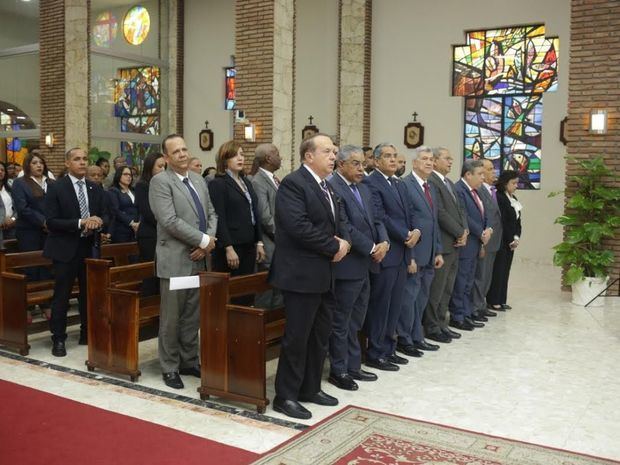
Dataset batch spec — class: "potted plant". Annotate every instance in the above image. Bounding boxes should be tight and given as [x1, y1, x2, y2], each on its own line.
[87, 146, 111, 165]
[550, 157, 620, 306]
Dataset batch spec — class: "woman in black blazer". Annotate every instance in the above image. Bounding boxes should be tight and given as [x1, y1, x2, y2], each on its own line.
[208, 141, 265, 279]
[487, 170, 522, 310]
[107, 165, 139, 243]
[135, 152, 165, 261]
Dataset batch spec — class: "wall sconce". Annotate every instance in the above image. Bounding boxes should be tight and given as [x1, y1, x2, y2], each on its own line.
[589, 109, 608, 134]
[44, 133, 54, 148]
[244, 122, 256, 142]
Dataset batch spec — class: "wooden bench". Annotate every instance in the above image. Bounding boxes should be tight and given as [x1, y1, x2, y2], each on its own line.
[0, 242, 139, 355]
[198, 271, 286, 413]
[85, 259, 158, 381]
[1, 239, 18, 252]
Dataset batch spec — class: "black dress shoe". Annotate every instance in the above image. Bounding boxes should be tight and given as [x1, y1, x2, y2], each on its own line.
[348, 369, 378, 381]
[442, 328, 461, 339]
[365, 358, 399, 371]
[51, 340, 66, 357]
[465, 317, 485, 328]
[78, 332, 87, 345]
[273, 397, 312, 420]
[179, 365, 201, 378]
[482, 309, 497, 317]
[328, 373, 359, 391]
[427, 332, 451, 343]
[414, 340, 439, 351]
[471, 313, 488, 322]
[162, 372, 184, 389]
[396, 344, 423, 357]
[387, 353, 409, 365]
[501, 304, 512, 310]
[449, 319, 474, 331]
[299, 390, 338, 406]
[488, 304, 505, 311]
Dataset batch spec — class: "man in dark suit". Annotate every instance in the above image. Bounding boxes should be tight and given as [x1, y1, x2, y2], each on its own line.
[472, 158, 503, 320]
[424, 148, 468, 343]
[327, 145, 389, 391]
[149, 134, 217, 389]
[397, 146, 444, 356]
[363, 143, 419, 372]
[270, 133, 351, 420]
[449, 160, 492, 331]
[250, 143, 282, 309]
[44, 147, 109, 357]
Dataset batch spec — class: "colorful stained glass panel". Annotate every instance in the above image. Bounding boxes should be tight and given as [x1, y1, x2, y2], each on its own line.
[120, 116, 159, 135]
[92, 11, 118, 48]
[123, 6, 150, 45]
[120, 141, 158, 168]
[114, 66, 160, 117]
[225, 67, 236, 110]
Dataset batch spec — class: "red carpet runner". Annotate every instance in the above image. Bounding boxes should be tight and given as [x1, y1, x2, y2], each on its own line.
[253, 405, 619, 465]
[0, 379, 257, 465]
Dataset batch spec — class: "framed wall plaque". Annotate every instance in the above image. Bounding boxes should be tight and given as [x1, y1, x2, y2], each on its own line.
[199, 121, 214, 151]
[404, 122, 424, 149]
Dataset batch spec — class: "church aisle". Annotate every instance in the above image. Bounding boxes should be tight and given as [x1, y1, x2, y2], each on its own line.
[0, 261, 618, 460]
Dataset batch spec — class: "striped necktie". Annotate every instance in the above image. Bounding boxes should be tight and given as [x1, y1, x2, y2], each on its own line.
[76, 180, 89, 219]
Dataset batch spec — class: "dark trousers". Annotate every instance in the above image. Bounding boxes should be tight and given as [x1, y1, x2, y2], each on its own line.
[275, 289, 335, 400]
[473, 250, 497, 313]
[138, 236, 156, 262]
[49, 239, 90, 342]
[214, 242, 256, 306]
[17, 228, 51, 283]
[329, 276, 370, 375]
[424, 250, 459, 335]
[487, 247, 514, 305]
[365, 264, 407, 361]
[398, 264, 435, 345]
[449, 255, 478, 322]
[255, 261, 283, 310]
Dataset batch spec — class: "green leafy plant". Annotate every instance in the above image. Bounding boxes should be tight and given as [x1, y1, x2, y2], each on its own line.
[549, 157, 620, 285]
[87, 146, 111, 165]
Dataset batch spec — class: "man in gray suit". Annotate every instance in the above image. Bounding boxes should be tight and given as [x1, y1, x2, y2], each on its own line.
[472, 158, 502, 320]
[149, 134, 217, 389]
[423, 147, 469, 343]
[251, 143, 282, 309]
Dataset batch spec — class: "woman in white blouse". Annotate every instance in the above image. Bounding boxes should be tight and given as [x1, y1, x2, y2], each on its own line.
[0, 161, 16, 240]
[487, 170, 522, 311]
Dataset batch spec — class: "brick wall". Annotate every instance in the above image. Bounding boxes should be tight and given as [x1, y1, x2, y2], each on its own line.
[567, 0, 620, 280]
[40, 0, 66, 173]
[234, 0, 275, 166]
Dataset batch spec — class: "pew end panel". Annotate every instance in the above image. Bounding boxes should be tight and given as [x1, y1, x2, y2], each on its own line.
[0, 271, 29, 355]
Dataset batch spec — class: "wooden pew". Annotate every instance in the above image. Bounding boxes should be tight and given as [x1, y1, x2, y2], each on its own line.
[85, 259, 158, 381]
[198, 271, 286, 413]
[0, 242, 139, 355]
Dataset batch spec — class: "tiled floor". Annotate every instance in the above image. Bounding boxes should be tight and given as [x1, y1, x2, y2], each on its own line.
[1, 260, 619, 460]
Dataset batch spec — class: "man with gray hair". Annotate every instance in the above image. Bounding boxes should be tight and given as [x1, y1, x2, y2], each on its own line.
[396, 146, 444, 357]
[327, 144, 389, 390]
[424, 147, 468, 343]
[449, 159, 492, 331]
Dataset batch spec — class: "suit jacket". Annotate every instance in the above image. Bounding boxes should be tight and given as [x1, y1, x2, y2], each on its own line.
[250, 168, 277, 263]
[149, 168, 217, 278]
[401, 172, 442, 267]
[107, 187, 139, 242]
[328, 172, 388, 280]
[208, 173, 262, 249]
[269, 166, 350, 293]
[477, 184, 502, 253]
[11, 177, 49, 231]
[428, 172, 468, 255]
[497, 191, 522, 250]
[43, 175, 109, 263]
[362, 170, 411, 269]
[0, 190, 4, 245]
[135, 179, 157, 239]
[454, 179, 488, 259]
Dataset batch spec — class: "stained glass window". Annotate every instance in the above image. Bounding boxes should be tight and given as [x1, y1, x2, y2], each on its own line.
[114, 66, 160, 117]
[92, 11, 118, 48]
[453, 24, 558, 190]
[225, 67, 236, 110]
[123, 6, 150, 46]
[120, 141, 158, 168]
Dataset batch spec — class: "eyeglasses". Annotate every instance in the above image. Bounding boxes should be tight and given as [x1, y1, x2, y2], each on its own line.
[345, 160, 363, 167]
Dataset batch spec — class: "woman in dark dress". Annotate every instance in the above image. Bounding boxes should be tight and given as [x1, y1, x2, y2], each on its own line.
[487, 170, 522, 311]
[107, 166, 139, 243]
[208, 141, 265, 282]
[135, 152, 165, 261]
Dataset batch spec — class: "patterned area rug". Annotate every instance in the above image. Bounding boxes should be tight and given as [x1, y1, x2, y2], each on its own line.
[252, 406, 619, 465]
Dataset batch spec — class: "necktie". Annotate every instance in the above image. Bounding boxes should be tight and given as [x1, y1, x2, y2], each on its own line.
[76, 180, 89, 219]
[273, 175, 280, 188]
[183, 178, 207, 233]
[350, 183, 364, 208]
[423, 182, 434, 209]
[491, 185, 497, 202]
[320, 180, 335, 217]
[471, 189, 484, 216]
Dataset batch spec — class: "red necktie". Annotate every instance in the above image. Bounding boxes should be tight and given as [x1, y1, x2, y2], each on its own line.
[423, 182, 433, 209]
[471, 189, 484, 216]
